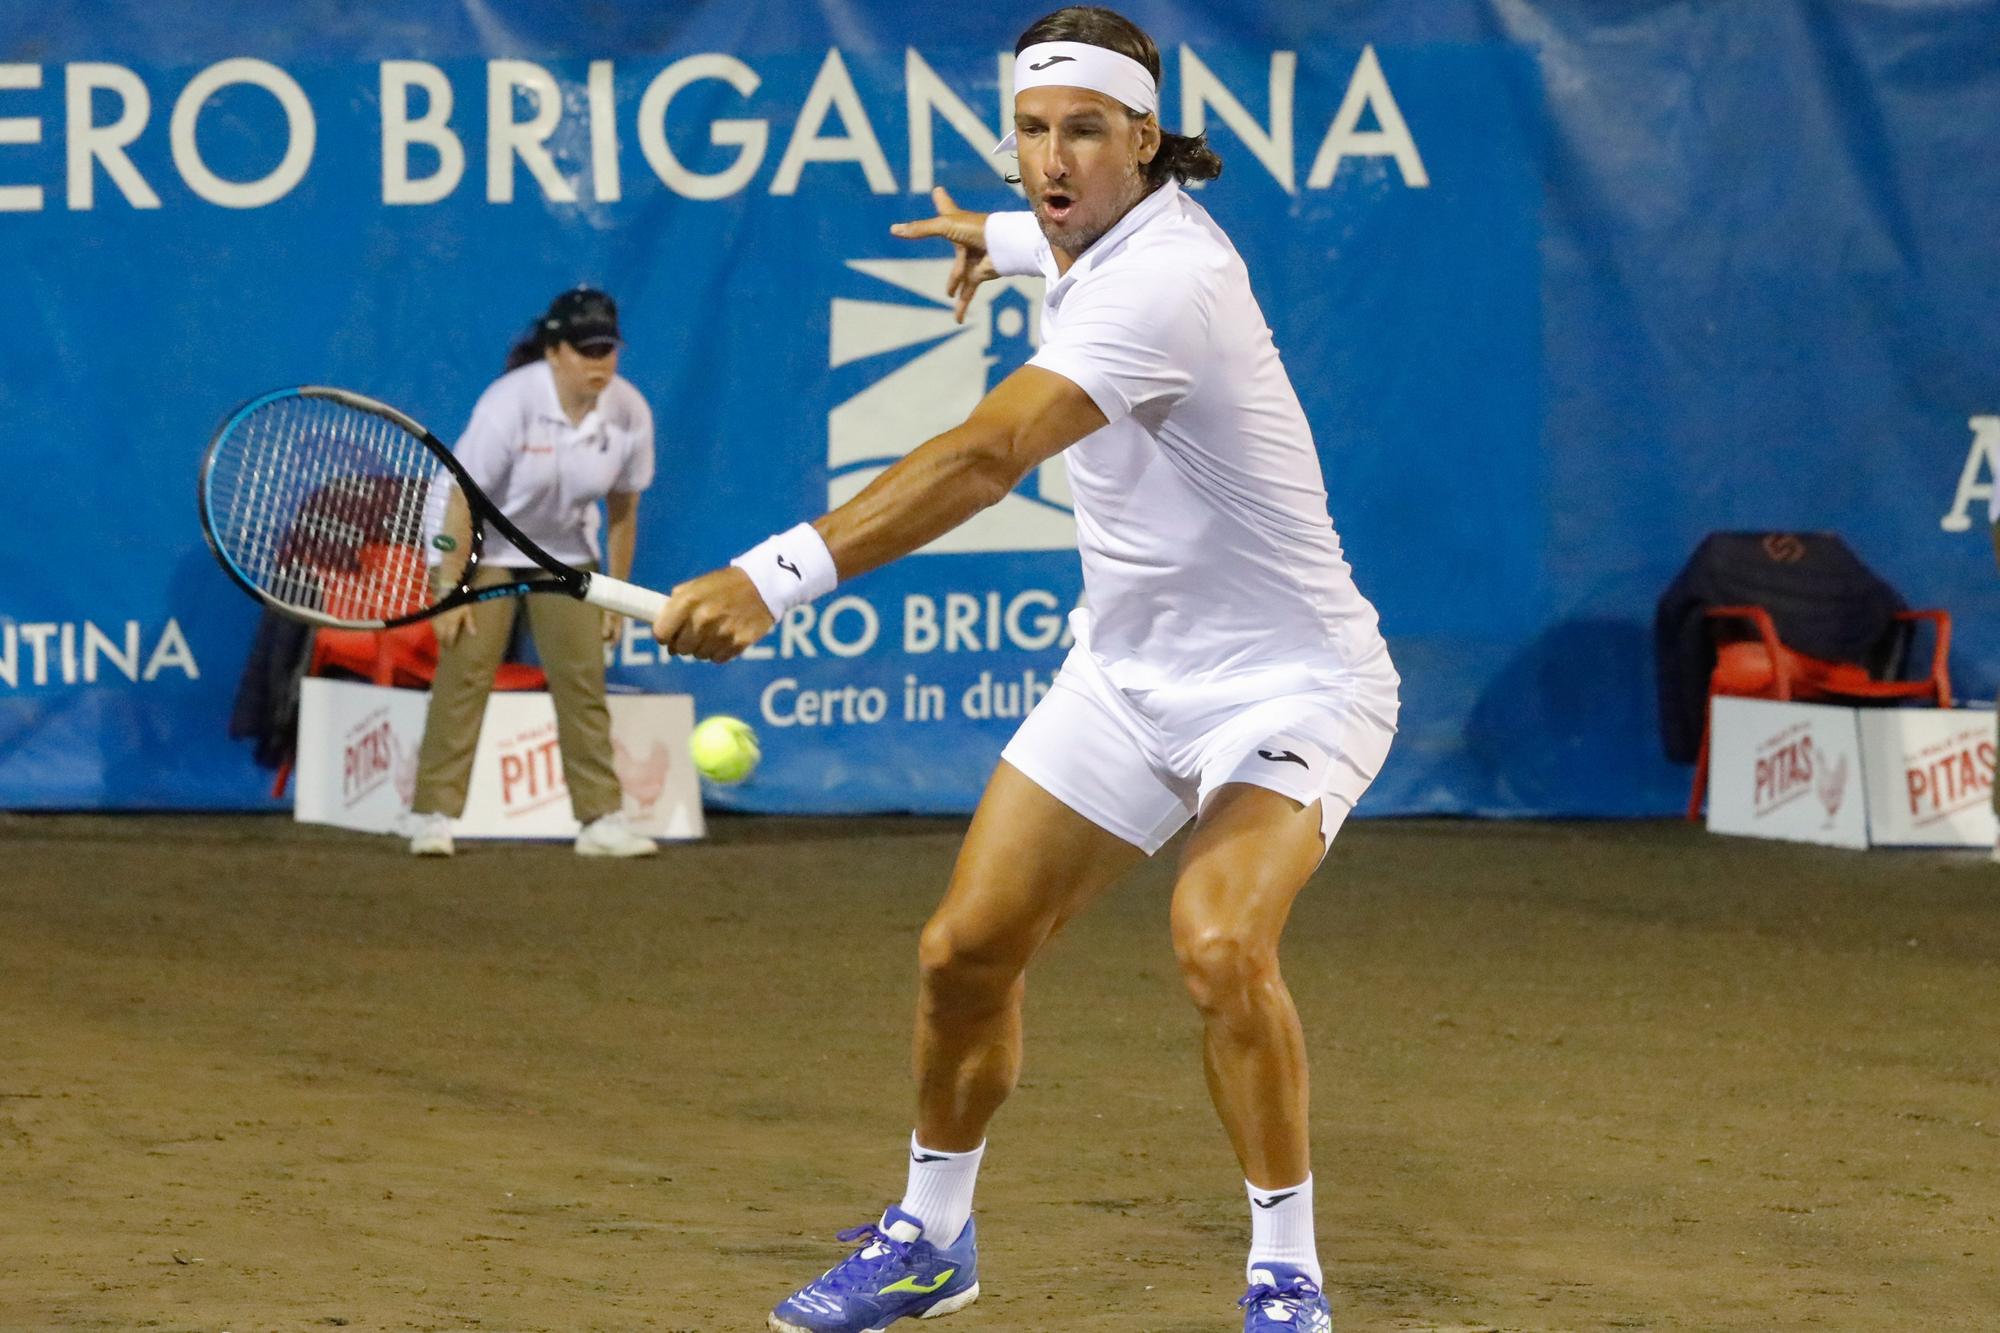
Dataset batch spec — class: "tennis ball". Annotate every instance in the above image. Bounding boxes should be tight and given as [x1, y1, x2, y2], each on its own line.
[689, 715, 760, 785]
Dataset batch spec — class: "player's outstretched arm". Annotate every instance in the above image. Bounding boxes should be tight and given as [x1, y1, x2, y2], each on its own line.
[819, 365, 1102, 580]
[652, 367, 1105, 662]
[891, 186, 997, 324]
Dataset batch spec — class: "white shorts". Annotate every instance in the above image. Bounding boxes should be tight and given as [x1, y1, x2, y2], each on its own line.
[1000, 642, 1400, 856]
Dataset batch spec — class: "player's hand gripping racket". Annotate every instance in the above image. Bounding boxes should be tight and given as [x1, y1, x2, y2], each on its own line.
[198, 386, 668, 629]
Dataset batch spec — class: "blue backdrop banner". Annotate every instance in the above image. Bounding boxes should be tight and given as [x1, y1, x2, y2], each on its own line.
[4, 1, 1998, 816]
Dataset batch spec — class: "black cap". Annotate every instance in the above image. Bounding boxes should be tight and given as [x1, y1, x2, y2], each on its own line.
[541, 285, 621, 349]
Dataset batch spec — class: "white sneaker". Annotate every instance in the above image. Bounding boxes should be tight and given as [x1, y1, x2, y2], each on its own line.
[404, 811, 454, 857]
[575, 811, 658, 858]
[1990, 834, 2000, 865]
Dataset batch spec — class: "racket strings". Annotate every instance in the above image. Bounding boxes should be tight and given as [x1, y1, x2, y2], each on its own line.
[207, 395, 444, 624]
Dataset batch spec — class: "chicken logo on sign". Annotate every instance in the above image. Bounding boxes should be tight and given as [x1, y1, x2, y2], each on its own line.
[1816, 748, 1848, 822]
[614, 736, 671, 816]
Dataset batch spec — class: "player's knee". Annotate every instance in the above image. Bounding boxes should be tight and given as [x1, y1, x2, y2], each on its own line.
[1172, 922, 1278, 1016]
[918, 915, 1022, 1010]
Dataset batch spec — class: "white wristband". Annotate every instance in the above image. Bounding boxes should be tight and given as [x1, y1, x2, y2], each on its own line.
[731, 522, 838, 619]
[983, 212, 1046, 277]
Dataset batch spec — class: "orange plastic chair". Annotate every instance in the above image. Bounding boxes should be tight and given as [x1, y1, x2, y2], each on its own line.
[272, 544, 547, 797]
[303, 620, 548, 692]
[1685, 603, 1951, 819]
[311, 540, 545, 692]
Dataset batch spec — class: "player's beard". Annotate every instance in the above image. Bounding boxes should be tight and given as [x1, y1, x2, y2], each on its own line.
[1035, 170, 1153, 256]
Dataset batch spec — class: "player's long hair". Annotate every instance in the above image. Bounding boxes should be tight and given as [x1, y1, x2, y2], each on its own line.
[1014, 6, 1223, 186]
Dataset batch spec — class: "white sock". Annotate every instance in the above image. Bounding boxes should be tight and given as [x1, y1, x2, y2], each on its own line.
[896, 1132, 983, 1244]
[1247, 1175, 1321, 1286]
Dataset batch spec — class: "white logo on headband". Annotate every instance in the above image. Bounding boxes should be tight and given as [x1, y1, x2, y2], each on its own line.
[995, 40, 1159, 153]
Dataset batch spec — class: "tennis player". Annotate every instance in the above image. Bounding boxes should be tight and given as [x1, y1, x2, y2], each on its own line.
[655, 8, 1396, 1329]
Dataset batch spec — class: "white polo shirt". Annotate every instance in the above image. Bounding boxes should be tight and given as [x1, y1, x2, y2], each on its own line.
[430, 360, 654, 569]
[983, 181, 1392, 690]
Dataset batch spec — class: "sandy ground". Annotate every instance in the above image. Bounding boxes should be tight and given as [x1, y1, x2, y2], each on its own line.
[0, 812, 1995, 1332]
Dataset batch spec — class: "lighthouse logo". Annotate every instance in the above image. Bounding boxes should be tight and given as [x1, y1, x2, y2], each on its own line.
[828, 259, 1075, 553]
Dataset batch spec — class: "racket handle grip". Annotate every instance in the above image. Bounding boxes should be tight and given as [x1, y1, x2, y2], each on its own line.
[583, 573, 669, 624]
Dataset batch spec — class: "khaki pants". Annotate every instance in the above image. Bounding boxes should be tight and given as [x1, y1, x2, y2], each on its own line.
[411, 563, 621, 824]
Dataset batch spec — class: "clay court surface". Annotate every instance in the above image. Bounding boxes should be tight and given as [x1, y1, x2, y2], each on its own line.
[1, 813, 1994, 1332]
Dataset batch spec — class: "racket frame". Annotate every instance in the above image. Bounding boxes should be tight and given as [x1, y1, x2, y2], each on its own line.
[199, 385, 664, 630]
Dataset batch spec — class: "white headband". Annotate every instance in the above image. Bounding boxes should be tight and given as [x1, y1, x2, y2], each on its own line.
[994, 40, 1159, 153]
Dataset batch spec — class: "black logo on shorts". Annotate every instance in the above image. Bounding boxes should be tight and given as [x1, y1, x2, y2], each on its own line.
[1258, 749, 1308, 769]
[1252, 1191, 1298, 1209]
[1029, 55, 1078, 70]
[776, 556, 802, 580]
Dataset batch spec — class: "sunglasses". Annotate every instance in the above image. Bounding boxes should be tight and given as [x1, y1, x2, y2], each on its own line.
[570, 338, 622, 359]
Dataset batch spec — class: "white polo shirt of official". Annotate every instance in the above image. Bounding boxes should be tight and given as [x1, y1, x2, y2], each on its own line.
[429, 360, 655, 569]
[982, 180, 1393, 692]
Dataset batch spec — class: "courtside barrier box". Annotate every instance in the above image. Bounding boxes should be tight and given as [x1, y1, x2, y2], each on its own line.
[294, 677, 704, 841]
[1857, 707, 1998, 848]
[1706, 698, 1867, 849]
[1706, 697, 1997, 850]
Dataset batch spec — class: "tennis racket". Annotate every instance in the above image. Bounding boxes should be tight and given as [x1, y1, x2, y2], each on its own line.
[198, 385, 668, 629]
